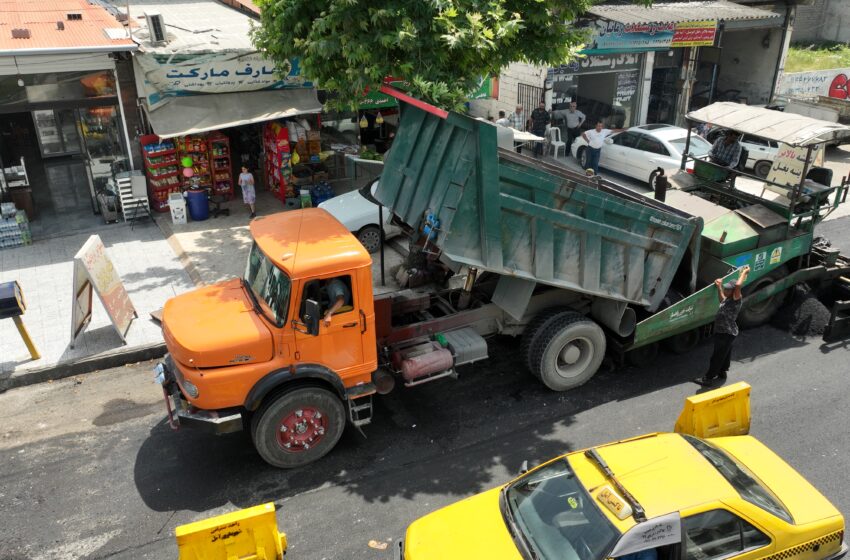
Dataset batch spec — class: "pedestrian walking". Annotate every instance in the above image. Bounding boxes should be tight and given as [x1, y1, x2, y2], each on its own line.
[694, 265, 751, 387]
[529, 101, 550, 158]
[581, 120, 624, 175]
[495, 110, 510, 127]
[509, 104, 526, 153]
[563, 102, 585, 156]
[238, 165, 257, 219]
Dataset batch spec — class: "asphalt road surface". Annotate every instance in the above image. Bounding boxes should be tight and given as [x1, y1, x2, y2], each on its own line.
[1, 309, 849, 559]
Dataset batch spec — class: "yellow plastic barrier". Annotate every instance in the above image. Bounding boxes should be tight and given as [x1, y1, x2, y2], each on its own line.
[176, 503, 287, 560]
[674, 382, 751, 439]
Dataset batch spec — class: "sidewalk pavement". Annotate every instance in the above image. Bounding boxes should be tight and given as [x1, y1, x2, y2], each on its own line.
[0, 221, 193, 391]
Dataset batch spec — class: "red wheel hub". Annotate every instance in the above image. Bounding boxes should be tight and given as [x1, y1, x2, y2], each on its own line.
[277, 407, 327, 452]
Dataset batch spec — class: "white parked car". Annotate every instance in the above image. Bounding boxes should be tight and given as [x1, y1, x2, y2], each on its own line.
[571, 124, 713, 184]
[706, 128, 779, 178]
[318, 181, 402, 253]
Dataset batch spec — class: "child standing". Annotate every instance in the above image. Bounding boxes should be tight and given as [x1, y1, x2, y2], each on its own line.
[238, 165, 256, 219]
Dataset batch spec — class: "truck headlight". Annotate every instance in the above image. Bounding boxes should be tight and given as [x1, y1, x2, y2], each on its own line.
[182, 379, 199, 398]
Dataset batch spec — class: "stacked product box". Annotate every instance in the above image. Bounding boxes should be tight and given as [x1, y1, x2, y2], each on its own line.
[0, 203, 32, 249]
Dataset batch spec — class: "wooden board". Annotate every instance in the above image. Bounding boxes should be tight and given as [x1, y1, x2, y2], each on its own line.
[70, 235, 137, 346]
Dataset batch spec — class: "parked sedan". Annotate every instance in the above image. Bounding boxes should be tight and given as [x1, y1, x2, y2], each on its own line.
[318, 181, 401, 253]
[571, 124, 713, 184]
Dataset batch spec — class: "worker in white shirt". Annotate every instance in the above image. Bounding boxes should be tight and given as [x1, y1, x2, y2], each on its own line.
[581, 120, 626, 175]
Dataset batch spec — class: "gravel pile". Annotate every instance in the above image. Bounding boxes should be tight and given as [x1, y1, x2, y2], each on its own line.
[771, 285, 831, 336]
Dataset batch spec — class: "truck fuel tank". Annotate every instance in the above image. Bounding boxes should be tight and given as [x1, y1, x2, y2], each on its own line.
[391, 341, 454, 383]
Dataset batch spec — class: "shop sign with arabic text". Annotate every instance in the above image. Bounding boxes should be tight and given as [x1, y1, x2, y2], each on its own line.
[136, 52, 313, 107]
[581, 19, 717, 53]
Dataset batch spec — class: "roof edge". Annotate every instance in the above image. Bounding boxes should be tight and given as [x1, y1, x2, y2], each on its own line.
[0, 44, 137, 56]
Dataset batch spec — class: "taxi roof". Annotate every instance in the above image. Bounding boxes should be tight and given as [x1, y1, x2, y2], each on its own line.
[249, 209, 372, 278]
[568, 433, 737, 531]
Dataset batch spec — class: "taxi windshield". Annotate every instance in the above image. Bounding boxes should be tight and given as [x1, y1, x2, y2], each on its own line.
[505, 459, 619, 560]
[684, 435, 793, 523]
[244, 243, 291, 327]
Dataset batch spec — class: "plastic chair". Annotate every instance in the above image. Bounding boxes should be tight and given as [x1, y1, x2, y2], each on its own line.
[547, 127, 567, 158]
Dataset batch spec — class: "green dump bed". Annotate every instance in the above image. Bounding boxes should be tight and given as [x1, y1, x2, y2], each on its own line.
[375, 100, 701, 310]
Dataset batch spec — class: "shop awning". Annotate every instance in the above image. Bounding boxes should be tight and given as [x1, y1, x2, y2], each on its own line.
[144, 89, 322, 139]
[587, 1, 781, 25]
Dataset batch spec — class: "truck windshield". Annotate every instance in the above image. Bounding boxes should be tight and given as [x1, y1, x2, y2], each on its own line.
[244, 243, 291, 327]
[683, 435, 793, 523]
[505, 459, 619, 560]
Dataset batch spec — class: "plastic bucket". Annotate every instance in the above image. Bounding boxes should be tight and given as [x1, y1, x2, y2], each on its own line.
[186, 189, 209, 221]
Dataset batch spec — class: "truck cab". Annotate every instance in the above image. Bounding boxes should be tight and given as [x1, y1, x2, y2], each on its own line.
[157, 209, 378, 468]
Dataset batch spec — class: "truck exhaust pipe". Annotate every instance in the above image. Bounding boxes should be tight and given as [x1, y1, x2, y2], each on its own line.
[591, 299, 637, 338]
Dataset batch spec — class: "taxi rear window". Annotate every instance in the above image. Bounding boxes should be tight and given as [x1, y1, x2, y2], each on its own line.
[684, 436, 793, 523]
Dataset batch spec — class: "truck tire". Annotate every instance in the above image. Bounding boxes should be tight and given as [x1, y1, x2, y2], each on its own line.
[738, 266, 789, 329]
[251, 386, 345, 469]
[520, 307, 571, 374]
[626, 341, 659, 367]
[530, 312, 606, 391]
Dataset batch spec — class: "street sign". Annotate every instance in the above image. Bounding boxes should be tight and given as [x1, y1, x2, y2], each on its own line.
[71, 235, 137, 347]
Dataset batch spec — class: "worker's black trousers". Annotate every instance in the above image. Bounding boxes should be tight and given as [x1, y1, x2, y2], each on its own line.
[706, 333, 736, 379]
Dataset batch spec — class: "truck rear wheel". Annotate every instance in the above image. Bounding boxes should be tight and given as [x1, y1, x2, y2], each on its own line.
[530, 312, 606, 391]
[738, 266, 788, 329]
[521, 307, 571, 374]
[251, 386, 345, 469]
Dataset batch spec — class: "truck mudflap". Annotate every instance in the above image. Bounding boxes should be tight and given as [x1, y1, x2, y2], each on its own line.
[674, 382, 751, 438]
[153, 358, 243, 435]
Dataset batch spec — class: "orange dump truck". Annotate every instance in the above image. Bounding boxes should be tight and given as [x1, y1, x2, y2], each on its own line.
[153, 97, 710, 468]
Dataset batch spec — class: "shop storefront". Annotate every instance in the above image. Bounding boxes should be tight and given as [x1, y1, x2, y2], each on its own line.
[0, 64, 135, 239]
[548, 53, 645, 130]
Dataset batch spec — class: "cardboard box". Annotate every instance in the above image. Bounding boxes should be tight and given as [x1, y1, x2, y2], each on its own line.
[306, 130, 321, 141]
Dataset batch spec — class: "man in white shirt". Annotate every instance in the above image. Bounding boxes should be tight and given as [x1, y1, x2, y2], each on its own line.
[495, 110, 510, 127]
[555, 102, 585, 155]
[581, 120, 625, 175]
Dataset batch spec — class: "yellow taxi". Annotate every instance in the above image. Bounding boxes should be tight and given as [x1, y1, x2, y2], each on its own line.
[396, 383, 846, 560]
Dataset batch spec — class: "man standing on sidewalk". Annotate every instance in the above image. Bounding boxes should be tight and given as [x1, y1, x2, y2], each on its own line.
[581, 120, 623, 175]
[695, 265, 750, 387]
[563, 102, 585, 156]
[508, 104, 526, 153]
[529, 101, 550, 158]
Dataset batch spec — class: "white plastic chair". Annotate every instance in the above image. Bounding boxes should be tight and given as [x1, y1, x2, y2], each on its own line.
[547, 127, 567, 158]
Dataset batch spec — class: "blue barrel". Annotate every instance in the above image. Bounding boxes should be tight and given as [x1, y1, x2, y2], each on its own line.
[186, 189, 209, 221]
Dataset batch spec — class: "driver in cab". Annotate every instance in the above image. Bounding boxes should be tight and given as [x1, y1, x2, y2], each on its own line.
[709, 130, 742, 169]
[322, 278, 351, 326]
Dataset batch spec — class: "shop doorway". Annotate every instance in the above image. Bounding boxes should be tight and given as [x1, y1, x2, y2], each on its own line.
[1, 109, 114, 238]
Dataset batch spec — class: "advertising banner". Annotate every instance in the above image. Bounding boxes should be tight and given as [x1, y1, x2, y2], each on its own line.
[136, 52, 313, 108]
[582, 19, 717, 53]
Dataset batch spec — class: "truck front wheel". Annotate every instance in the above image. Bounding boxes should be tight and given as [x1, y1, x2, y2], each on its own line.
[251, 386, 345, 469]
[530, 312, 606, 391]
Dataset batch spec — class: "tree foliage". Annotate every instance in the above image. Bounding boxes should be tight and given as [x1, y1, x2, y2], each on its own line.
[252, 0, 603, 109]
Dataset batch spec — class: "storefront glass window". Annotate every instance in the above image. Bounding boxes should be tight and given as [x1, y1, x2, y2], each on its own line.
[0, 70, 117, 107]
[78, 106, 129, 193]
[33, 109, 81, 156]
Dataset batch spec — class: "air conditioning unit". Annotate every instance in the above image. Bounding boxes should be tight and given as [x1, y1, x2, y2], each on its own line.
[144, 12, 167, 45]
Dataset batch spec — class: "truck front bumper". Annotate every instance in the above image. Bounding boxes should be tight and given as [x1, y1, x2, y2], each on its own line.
[154, 355, 243, 435]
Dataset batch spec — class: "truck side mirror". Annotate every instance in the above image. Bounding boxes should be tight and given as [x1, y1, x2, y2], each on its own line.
[304, 299, 321, 336]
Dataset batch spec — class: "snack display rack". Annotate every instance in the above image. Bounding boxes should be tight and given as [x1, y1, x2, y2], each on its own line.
[177, 134, 212, 189]
[208, 132, 233, 199]
[262, 122, 293, 201]
[140, 134, 181, 212]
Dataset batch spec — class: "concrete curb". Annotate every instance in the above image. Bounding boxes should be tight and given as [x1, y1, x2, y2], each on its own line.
[0, 342, 167, 393]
